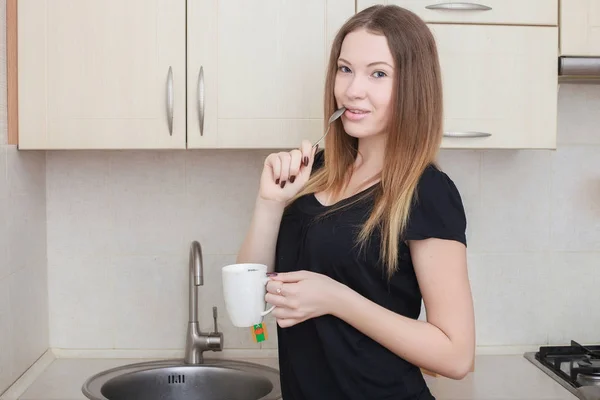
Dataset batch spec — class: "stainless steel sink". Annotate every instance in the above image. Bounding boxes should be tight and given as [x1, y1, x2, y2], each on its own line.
[82, 358, 282, 400]
[81, 242, 282, 400]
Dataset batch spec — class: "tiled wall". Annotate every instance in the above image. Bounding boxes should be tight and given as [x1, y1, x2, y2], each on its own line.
[0, 0, 49, 393]
[45, 83, 600, 353]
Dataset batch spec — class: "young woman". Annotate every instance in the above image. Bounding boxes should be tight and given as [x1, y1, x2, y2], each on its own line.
[237, 5, 475, 399]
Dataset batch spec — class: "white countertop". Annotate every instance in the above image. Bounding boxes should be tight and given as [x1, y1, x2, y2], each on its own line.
[9, 354, 578, 400]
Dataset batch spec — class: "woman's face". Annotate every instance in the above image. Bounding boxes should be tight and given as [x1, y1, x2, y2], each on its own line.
[334, 28, 395, 140]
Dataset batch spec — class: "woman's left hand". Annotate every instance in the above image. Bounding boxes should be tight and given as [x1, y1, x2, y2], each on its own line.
[265, 270, 347, 328]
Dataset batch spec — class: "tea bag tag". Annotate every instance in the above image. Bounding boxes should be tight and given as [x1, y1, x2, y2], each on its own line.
[251, 323, 268, 343]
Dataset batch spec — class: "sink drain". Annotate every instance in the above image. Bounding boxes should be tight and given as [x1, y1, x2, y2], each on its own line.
[167, 374, 185, 384]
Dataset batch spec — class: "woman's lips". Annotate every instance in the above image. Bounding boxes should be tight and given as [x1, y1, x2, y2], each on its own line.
[343, 108, 370, 121]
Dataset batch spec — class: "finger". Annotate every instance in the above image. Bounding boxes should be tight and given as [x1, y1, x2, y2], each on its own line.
[265, 292, 287, 308]
[288, 149, 303, 183]
[277, 318, 301, 328]
[273, 307, 303, 320]
[269, 271, 310, 283]
[301, 145, 318, 178]
[265, 153, 282, 184]
[300, 140, 312, 167]
[278, 152, 291, 188]
[265, 280, 284, 295]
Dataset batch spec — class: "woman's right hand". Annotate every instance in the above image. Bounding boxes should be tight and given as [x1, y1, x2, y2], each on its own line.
[259, 140, 318, 203]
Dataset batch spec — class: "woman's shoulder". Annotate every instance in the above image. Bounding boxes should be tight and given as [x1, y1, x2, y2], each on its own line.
[406, 163, 467, 245]
[416, 163, 459, 196]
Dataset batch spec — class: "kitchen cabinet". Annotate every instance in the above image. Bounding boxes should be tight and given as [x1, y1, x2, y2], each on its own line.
[13, 1, 559, 150]
[186, 0, 355, 149]
[357, 0, 558, 26]
[14, 0, 355, 150]
[560, 0, 600, 56]
[433, 24, 558, 149]
[16, 0, 187, 149]
[356, 1, 559, 149]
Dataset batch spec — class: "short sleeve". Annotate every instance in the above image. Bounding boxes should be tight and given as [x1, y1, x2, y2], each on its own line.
[405, 166, 467, 246]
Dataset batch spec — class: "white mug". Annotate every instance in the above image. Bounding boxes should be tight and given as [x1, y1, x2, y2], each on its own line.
[222, 263, 275, 327]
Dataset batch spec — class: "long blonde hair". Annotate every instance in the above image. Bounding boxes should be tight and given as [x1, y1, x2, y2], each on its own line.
[295, 5, 444, 278]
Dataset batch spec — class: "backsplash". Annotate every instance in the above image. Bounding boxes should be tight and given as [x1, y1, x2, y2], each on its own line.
[45, 84, 600, 353]
[0, 0, 48, 393]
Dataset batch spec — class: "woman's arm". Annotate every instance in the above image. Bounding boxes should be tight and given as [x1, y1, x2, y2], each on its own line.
[333, 237, 475, 379]
[267, 237, 475, 379]
[237, 140, 317, 271]
[236, 196, 286, 271]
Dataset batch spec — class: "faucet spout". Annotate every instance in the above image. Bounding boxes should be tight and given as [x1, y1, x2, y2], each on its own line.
[184, 241, 223, 364]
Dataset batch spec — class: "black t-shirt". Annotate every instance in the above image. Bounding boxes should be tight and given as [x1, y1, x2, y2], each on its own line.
[274, 151, 467, 400]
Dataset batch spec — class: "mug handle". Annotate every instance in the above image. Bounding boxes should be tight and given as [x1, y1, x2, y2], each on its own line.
[261, 305, 275, 316]
[262, 277, 276, 316]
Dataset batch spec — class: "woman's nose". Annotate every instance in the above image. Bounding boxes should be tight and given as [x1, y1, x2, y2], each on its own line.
[345, 76, 367, 99]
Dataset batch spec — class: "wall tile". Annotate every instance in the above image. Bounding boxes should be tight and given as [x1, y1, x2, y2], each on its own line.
[473, 150, 552, 253]
[6, 191, 46, 275]
[467, 253, 550, 346]
[6, 149, 45, 198]
[46, 151, 112, 260]
[545, 252, 600, 345]
[48, 257, 114, 349]
[108, 151, 187, 256]
[557, 84, 600, 145]
[42, 85, 600, 352]
[112, 254, 188, 349]
[0, 147, 8, 280]
[437, 150, 482, 250]
[550, 146, 600, 252]
[0, 277, 14, 393]
[184, 150, 269, 255]
[9, 265, 49, 376]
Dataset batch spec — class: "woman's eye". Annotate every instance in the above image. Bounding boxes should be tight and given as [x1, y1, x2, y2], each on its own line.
[337, 66, 351, 73]
[373, 71, 387, 78]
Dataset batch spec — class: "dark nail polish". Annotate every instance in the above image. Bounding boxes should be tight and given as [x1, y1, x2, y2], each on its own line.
[290, 175, 296, 183]
[266, 272, 278, 277]
[275, 179, 280, 185]
[280, 180, 286, 188]
[303, 157, 309, 166]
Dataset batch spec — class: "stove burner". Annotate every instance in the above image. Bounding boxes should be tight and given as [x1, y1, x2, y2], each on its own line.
[525, 340, 600, 400]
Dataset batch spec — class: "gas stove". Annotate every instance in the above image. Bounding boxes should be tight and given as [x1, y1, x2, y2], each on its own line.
[524, 340, 600, 400]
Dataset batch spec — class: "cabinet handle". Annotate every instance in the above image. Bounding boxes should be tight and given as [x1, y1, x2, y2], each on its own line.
[198, 66, 205, 136]
[426, 2, 492, 11]
[167, 66, 174, 136]
[444, 131, 492, 138]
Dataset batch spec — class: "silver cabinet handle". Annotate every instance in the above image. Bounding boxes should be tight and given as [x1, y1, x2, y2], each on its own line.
[426, 2, 492, 11]
[198, 66, 205, 136]
[444, 131, 492, 138]
[166, 66, 174, 136]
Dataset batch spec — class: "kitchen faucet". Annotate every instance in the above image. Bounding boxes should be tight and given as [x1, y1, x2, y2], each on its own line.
[184, 241, 224, 364]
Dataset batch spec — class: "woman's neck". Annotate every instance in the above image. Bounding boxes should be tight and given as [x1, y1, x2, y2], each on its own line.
[355, 134, 386, 172]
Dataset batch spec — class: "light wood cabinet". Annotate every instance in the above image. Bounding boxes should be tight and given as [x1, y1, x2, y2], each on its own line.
[432, 25, 558, 149]
[186, 0, 355, 149]
[560, 0, 600, 56]
[17, 0, 187, 149]
[14, 0, 354, 150]
[12, 1, 561, 150]
[358, 0, 557, 26]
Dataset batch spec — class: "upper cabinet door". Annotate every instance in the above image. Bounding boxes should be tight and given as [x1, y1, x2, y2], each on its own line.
[358, 1, 557, 26]
[187, 0, 355, 149]
[432, 25, 558, 149]
[17, 0, 186, 149]
[560, 0, 600, 56]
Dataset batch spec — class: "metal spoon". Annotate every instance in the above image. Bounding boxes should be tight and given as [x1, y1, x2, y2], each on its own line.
[312, 107, 346, 149]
